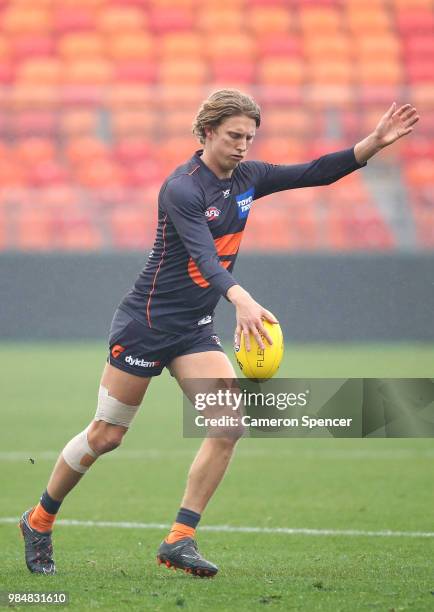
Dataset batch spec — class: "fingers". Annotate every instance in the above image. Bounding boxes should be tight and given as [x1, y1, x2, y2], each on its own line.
[394, 103, 412, 116]
[240, 321, 268, 352]
[406, 115, 420, 127]
[262, 309, 279, 324]
[242, 325, 251, 352]
[234, 326, 241, 351]
[387, 101, 397, 117]
[400, 107, 418, 121]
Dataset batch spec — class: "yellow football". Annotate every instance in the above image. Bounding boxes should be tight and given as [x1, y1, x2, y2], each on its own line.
[234, 320, 284, 380]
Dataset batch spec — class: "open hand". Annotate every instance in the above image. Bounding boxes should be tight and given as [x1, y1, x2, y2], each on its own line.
[374, 102, 419, 147]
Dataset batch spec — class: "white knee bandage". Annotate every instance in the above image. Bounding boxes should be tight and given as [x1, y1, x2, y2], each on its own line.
[62, 426, 97, 474]
[95, 385, 140, 428]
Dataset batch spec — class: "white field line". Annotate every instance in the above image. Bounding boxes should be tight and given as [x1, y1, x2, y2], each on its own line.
[1, 517, 433, 538]
[2, 448, 434, 462]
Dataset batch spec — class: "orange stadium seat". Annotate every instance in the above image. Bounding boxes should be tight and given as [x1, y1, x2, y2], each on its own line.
[16, 58, 62, 85]
[74, 159, 125, 189]
[358, 84, 403, 106]
[308, 139, 348, 160]
[33, 185, 78, 210]
[108, 33, 154, 60]
[410, 84, 434, 110]
[353, 35, 401, 61]
[406, 60, 434, 83]
[15, 209, 54, 251]
[258, 58, 304, 86]
[110, 206, 155, 250]
[53, 7, 97, 34]
[356, 59, 402, 85]
[405, 160, 434, 188]
[60, 110, 98, 137]
[291, 208, 321, 251]
[28, 160, 69, 187]
[0, 213, 6, 250]
[345, 0, 386, 6]
[60, 214, 103, 251]
[157, 84, 204, 111]
[161, 110, 196, 136]
[111, 110, 157, 138]
[210, 60, 255, 85]
[303, 34, 351, 61]
[148, 7, 194, 33]
[57, 0, 107, 8]
[299, 8, 342, 33]
[199, 0, 246, 6]
[395, 9, 434, 33]
[62, 59, 113, 85]
[247, 7, 292, 35]
[0, 34, 10, 58]
[58, 33, 106, 60]
[10, 82, 60, 110]
[158, 59, 207, 85]
[65, 137, 109, 166]
[148, 0, 196, 7]
[392, 0, 433, 9]
[263, 109, 313, 138]
[126, 158, 163, 186]
[97, 6, 147, 33]
[257, 35, 302, 58]
[12, 110, 58, 136]
[10, 34, 56, 60]
[0, 111, 9, 137]
[6, 0, 54, 6]
[114, 60, 157, 83]
[0, 61, 13, 84]
[114, 138, 152, 164]
[107, 84, 153, 110]
[255, 137, 307, 164]
[2, 8, 52, 34]
[206, 34, 256, 61]
[403, 35, 434, 61]
[306, 83, 355, 109]
[154, 136, 198, 168]
[400, 138, 434, 162]
[197, 9, 244, 32]
[246, 0, 288, 5]
[308, 60, 353, 85]
[15, 138, 56, 165]
[0, 158, 26, 188]
[159, 33, 203, 58]
[345, 8, 391, 33]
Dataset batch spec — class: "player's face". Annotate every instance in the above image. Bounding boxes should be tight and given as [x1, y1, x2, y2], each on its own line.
[205, 115, 256, 175]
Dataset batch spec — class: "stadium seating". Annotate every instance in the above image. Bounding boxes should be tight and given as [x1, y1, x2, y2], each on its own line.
[0, 0, 432, 252]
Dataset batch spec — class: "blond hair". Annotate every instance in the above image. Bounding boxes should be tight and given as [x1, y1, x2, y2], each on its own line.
[192, 89, 261, 144]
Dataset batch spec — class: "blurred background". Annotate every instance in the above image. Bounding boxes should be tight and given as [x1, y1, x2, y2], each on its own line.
[0, 0, 433, 342]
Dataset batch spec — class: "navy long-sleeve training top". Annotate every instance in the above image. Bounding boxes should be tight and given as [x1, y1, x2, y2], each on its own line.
[119, 147, 366, 333]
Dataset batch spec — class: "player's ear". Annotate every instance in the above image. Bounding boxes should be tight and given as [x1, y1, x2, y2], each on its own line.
[204, 125, 214, 140]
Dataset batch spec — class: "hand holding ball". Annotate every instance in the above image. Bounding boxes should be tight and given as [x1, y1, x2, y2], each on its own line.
[234, 320, 284, 380]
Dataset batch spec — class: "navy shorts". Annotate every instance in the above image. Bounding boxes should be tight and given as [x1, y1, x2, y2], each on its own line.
[107, 308, 224, 377]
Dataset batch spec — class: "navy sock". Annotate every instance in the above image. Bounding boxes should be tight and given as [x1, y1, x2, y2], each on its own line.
[175, 507, 201, 529]
[40, 489, 62, 515]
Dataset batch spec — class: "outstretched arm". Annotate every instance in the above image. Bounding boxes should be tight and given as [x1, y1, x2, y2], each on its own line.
[354, 103, 420, 165]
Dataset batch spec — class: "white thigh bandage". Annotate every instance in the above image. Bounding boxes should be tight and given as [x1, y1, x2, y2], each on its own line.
[95, 385, 140, 428]
[62, 426, 97, 474]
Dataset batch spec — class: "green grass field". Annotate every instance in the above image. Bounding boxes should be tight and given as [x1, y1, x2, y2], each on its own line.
[1, 342, 434, 611]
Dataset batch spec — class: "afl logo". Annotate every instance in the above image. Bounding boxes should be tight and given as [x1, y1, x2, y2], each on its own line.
[205, 206, 221, 221]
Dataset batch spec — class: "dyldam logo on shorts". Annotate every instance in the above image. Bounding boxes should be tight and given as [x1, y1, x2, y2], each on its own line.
[124, 355, 161, 368]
